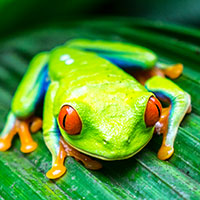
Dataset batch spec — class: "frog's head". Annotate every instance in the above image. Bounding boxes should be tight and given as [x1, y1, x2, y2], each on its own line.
[55, 84, 162, 160]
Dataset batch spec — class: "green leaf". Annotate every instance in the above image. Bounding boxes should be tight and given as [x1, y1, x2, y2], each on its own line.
[0, 19, 200, 199]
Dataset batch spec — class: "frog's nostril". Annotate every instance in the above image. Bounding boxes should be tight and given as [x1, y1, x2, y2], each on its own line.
[145, 96, 162, 127]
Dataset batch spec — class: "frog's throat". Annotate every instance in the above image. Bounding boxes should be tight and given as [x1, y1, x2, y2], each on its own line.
[63, 134, 153, 161]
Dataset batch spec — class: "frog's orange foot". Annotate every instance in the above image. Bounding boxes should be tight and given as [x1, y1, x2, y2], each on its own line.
[0, 116, 42, 153]
[157, 144, 174, 160]
[0, 124, 17, 152]
[30, 117, 43, 133]
[0, 138, 12, 151]
[20, 141, 38, 153]
[17, 116, 42, 153]
[46, 165, 67, 179]
[163, 63, 183, 79]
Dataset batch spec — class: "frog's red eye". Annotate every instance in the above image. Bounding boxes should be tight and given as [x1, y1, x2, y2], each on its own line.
[145, 96, 162, 127]
[58, 105, 82, 135]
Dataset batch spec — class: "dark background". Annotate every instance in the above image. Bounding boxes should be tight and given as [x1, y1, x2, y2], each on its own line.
[0, 0, 200, 39]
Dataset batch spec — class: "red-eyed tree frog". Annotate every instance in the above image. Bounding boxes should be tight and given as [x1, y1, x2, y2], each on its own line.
[0, 39, 191, 179]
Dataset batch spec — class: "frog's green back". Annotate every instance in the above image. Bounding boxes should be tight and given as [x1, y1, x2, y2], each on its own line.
[48, 46, 142, 85]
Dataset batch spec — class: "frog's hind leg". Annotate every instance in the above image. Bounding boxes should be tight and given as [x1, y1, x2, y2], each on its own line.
[66, 39, 157, 70]
[0, 52, 49, 153]
[145, 76, 191, 160]
[67, 39, 183, 81]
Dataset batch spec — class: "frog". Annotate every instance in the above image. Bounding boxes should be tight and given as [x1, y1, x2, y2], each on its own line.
[0, 39, 191, 179]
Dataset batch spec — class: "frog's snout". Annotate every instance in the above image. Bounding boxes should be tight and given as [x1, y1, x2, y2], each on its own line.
[145, 96, 162, 127]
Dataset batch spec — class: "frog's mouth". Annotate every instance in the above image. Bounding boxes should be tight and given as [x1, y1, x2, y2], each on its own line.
[65, 135, 153, 161]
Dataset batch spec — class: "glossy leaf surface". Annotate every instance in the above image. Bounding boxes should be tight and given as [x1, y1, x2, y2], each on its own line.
[0, 18, 200, 199]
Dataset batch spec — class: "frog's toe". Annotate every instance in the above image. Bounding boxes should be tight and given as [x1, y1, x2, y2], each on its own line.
[46, 165, 67, 179]
[157, 144, 174, 160]
[163, 63, 183, 79]
[20, 141, 38, 153]
[83, 159, 102, 170]
[30, 117, 43, 133]
[0, 139, 11, 151]
[16, 118, 39, 153]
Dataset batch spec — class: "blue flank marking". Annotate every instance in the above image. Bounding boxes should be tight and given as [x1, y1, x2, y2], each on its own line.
[100, 55, 144, 70]
[151, 91, 168, 101]
[35, 64, 51, 106]
[77, 47, 145, 70]
[56, 123, 62, 137]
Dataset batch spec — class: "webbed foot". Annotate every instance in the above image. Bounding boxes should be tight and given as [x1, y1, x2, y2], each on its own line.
[0, 116, 42, 153]
[46, 143, 67, 179]
[46, 165, 67, 179]
[163, 63, 183, 79]
[157, 144, 174, 160]
[46, 137, 102, 179]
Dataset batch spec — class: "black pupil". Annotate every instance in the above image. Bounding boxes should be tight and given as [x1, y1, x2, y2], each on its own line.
[62, 114, 67, 128]
[155, 104, 161, 117]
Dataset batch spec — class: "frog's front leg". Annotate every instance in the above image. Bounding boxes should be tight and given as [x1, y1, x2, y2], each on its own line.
[145, 76, 191, 160]
[43, 82, 67, 179]
[0, 52, 49, 153]
[44, 83, 101, 179]
[46, 135, 102, 179]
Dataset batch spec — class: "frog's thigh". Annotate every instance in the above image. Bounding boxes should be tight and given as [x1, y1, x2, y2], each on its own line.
[145, 76, 191, 160]
[67, 39, 157, 70]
